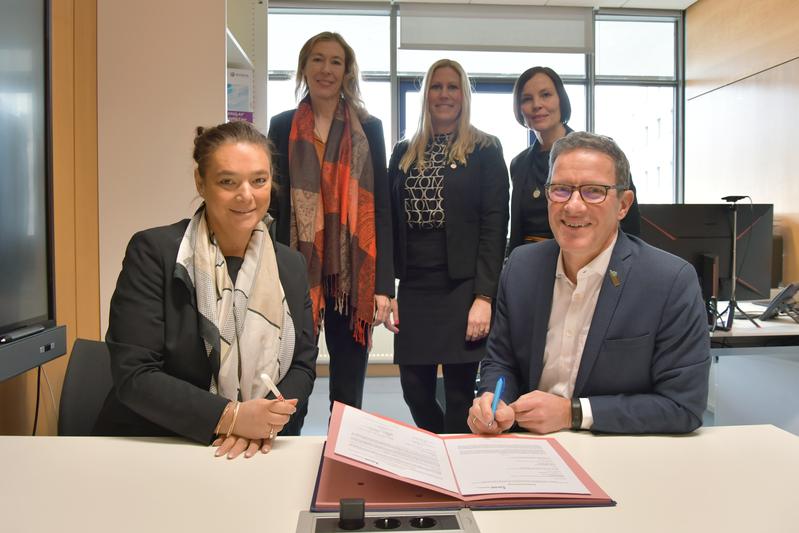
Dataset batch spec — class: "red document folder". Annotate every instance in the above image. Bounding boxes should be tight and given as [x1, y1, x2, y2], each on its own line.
[311, 402, 615, 511]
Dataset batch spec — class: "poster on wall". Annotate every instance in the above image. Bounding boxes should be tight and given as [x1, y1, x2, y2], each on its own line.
[227, 68, 253, 123]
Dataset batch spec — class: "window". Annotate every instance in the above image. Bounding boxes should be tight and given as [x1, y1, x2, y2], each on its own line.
[267, 11, 392, 158]
[265, 7, 683, 200]
[594, 14, 681, 202]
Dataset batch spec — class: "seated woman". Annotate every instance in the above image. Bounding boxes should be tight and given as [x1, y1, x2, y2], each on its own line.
[94, 121, 318, 459]
[507, 66, 640, 254]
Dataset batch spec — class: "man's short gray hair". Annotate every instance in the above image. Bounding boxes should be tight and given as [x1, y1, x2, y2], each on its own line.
[547, 131, 631, 189]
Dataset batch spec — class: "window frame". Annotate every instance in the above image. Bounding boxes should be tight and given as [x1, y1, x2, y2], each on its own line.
[265, 3, 685, 201]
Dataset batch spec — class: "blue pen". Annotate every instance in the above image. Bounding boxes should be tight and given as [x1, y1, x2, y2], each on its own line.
[490, 376, 505, 424]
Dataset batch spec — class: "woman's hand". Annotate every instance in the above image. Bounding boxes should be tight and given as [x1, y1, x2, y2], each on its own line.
[212, 435, 272, 459]
[221, 398, 298, 441]
[383, 298, 400, 334]
[374, 294, 392, 326]
[465, 297, 492, 342]
[212, 397, 298, 459]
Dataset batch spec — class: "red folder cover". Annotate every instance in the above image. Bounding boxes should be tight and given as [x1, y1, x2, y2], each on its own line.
[311, 402, 615, 511]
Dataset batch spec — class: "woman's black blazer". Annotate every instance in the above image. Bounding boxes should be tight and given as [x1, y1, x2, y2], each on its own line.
[388, 137, 510, 298]
[267, 109, 395, 297]
[93, 219, 318, 444]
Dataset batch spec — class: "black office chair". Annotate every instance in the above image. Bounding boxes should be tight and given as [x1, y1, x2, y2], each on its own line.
[58, 338, 112, 436]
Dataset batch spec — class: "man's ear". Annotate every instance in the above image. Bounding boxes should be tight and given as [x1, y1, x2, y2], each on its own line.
[617, 189, 634, 220]
[194, 168, 204, 197]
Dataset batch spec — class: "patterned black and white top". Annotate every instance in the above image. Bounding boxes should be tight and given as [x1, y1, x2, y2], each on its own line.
[404, 133, 452, 229]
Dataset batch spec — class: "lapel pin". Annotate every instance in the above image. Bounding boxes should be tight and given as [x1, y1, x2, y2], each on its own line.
[533, 188, 541, 199]
[609, 270, 621, 287]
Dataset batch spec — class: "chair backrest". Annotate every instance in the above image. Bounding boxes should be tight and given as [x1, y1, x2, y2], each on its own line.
[58, 339, 112, 436]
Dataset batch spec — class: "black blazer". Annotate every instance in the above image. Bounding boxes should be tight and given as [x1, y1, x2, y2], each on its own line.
[267, 109, 395, 297]
[93, 219, 318, 444]
[388, 137, 510, 298]
[507, 138, 642, 254]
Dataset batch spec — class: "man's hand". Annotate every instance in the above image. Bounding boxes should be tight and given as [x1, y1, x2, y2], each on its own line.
[511, 391, 571, 434]
[467, 393, 515, 434]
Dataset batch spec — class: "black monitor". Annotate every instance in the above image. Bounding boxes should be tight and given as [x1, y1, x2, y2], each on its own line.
[0, 0, 66, 381]
[639, 203, 773, 302]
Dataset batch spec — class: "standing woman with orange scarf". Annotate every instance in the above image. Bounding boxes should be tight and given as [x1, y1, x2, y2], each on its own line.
[268, 32, 393, 429]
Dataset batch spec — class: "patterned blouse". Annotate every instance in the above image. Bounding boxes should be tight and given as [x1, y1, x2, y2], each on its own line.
[404, 133, 452, 229]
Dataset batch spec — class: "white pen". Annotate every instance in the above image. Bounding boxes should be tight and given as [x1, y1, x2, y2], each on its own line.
[260, 372, 284, 401]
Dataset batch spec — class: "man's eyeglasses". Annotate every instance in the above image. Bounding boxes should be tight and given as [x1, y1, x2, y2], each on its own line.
[545, 183, 628, 204]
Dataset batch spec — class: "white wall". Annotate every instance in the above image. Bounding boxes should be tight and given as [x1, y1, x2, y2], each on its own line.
[97, 0, 226, 333]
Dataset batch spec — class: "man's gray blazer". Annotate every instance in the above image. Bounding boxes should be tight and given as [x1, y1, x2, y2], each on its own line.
[479, 231, 710, 434]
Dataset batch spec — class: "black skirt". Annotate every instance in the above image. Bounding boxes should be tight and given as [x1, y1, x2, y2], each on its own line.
[393, 229, 486, 365]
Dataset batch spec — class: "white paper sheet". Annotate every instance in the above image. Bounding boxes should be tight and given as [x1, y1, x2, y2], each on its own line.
[444, 437, 589, 496]
[334, 406, 459, 493]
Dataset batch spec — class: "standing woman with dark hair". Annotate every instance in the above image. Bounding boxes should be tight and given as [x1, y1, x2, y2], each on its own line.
[387, 59, 509, 434]
[94, 121, 317, 459]
[267, 32, 393, 423]
[508, 66, 640, 254]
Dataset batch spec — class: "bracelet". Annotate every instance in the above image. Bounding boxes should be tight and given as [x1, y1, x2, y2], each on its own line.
[475, 294, 492, 303]
[226, 401, 241, 439]
[570, 398, 583, 431]
[214, 402, 233, 435]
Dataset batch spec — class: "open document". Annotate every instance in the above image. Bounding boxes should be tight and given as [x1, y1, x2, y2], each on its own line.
[311, 402, 614, 511]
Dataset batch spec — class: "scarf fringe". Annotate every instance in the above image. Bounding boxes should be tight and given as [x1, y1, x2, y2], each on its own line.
[320, 274, 372, 347]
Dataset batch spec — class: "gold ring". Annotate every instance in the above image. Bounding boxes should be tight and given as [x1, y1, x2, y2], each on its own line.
[268, 428, 275, 440]
[472, 416, 478, 426]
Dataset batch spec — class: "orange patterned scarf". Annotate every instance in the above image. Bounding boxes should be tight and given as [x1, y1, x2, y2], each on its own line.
[288, 97, 376, 345]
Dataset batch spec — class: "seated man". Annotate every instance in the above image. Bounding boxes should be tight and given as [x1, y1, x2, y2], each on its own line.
[469, 132, 709, 435]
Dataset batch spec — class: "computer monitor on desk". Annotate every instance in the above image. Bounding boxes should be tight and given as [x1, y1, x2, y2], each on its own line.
[639, 204, 773, 301]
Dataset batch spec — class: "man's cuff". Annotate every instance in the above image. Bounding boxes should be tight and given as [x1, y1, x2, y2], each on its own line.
[579, 397, 593, 430]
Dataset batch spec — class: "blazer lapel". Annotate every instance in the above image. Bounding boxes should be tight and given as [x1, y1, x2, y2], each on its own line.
[573, 231, 634, 396]
[528, 242, 559, 390]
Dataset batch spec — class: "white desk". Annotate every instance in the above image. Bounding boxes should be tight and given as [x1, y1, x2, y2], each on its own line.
[705, 303, 799, 434]
[2, 425, 798, 533]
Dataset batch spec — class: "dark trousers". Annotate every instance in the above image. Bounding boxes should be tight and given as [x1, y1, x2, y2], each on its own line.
[399, 362, 479, 434]
[282, 298, 369, 435]
[324, 297, 369, 411]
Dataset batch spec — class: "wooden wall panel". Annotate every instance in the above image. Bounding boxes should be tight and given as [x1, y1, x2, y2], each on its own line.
[686, 0, 799, 99]
[685, 0, 799, 282]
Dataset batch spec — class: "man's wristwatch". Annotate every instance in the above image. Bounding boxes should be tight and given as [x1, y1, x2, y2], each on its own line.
[570, 398, 583, 430]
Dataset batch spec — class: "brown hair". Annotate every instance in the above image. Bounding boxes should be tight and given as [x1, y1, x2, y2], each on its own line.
[294, 32, 368, 120]
[512, 66, 571, 128]
[192, 121, 272, 178]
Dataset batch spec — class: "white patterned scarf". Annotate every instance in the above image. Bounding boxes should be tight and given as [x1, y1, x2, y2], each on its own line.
[174, 207, 295, 401]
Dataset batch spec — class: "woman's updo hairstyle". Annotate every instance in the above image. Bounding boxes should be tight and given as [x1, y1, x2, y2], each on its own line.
[192, 121, 272, 178]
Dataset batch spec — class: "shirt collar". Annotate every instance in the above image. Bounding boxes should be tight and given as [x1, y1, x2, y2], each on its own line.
[556, 231, 619, 282]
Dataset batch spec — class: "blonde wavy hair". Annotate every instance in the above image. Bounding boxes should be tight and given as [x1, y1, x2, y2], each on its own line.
[400, 59, 494, 173]
[295, 32, 368, 121]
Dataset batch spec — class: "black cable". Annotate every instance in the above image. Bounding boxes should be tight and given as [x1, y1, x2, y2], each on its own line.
[32, 366, 41, 436]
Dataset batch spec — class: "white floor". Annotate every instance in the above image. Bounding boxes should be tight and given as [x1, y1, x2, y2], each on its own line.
[301, 376, 415, 436]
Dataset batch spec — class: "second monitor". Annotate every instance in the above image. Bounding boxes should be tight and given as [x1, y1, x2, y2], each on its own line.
[639, 203, 773, 302]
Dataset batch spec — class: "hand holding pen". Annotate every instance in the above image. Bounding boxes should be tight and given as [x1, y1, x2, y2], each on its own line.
[212, 373, 297, 459]
[467, 376, 515, 435]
